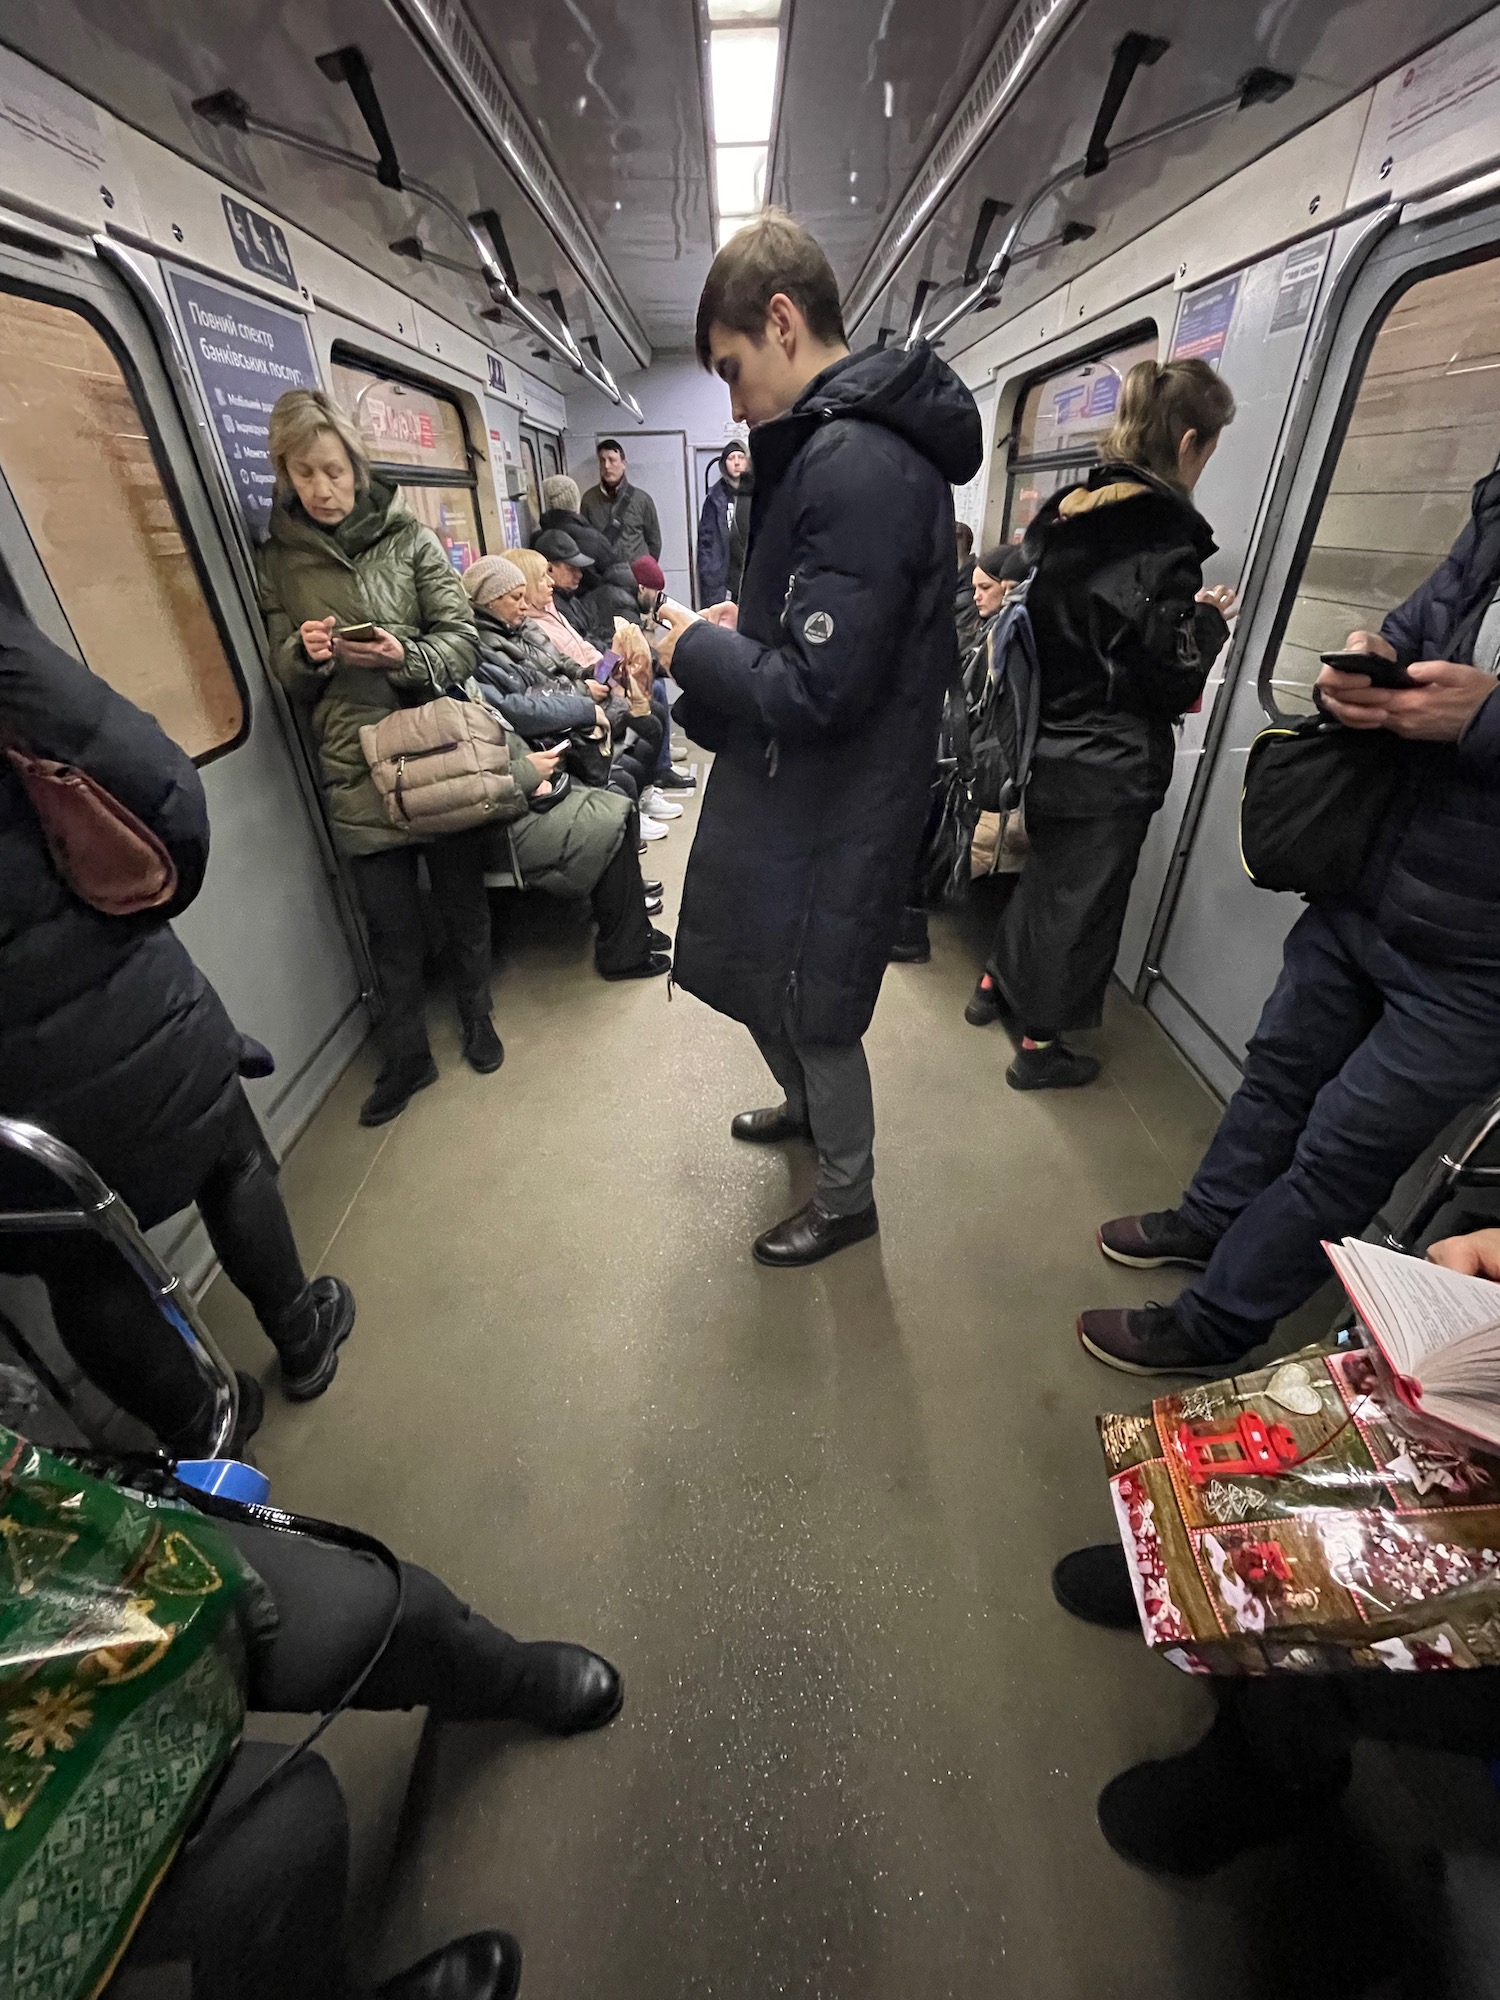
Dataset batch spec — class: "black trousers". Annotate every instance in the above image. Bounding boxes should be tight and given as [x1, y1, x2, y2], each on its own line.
[351, 830, 494, 1066]
[0, 1084, 307, 1451]
[1230, 1664, 1500, 1784]
[109, 1518, 525, 2000]
[607, 709, 663, 800]
[592, 808, 654, 973]
[988, 808, 1154, 1034]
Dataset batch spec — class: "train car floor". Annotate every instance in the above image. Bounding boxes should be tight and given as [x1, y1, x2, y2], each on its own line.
[199, 786, 1469, 2000]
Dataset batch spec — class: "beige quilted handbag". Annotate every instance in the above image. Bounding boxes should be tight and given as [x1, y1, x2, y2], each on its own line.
[359, 696, 525, 835]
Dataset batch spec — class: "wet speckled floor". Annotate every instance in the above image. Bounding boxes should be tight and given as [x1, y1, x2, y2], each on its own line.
[199, 780, 1455, 2000]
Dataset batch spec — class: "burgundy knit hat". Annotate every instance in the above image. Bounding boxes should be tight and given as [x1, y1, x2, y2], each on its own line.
[630, 555, 666, 591]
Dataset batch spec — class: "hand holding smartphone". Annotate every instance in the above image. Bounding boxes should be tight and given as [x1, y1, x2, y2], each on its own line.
[336, 621, 380, 643]
[1320, 649, 1414, 689]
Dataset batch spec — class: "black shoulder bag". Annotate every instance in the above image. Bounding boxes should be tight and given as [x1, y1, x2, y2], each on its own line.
[1240, 715, 1404, 898]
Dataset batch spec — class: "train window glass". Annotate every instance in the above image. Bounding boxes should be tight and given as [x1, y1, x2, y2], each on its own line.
[541, 436, 562, 481]
[329, 355, 483, 573]
[519, 431, 544, 527]
[1265, 253, 1500, 715]
[0, 289, 244, 757]
[1004, 329, 1158, 543]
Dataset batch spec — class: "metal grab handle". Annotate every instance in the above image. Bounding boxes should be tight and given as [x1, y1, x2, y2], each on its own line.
[0, 1116, 238, 1457]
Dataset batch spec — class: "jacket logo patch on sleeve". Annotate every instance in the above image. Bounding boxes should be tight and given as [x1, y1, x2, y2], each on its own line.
[802, 610, 834, 645]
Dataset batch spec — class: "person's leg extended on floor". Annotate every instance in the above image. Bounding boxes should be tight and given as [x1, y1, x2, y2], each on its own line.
[746, 1020, 878, 1266]
[1084, 903, 1500, 1373]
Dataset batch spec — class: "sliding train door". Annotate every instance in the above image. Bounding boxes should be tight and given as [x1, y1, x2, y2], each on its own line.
[0, 232, 366, 1274]
[1146, 198, 1500, 1098]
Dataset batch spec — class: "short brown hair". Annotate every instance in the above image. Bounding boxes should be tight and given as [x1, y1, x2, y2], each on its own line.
[1101, 358, 1235, 486]
[695, 209, 847, 369]
[267, 388, 369, 497]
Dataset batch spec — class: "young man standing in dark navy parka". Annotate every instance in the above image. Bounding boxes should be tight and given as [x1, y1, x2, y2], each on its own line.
[655, 211, 982, 1268]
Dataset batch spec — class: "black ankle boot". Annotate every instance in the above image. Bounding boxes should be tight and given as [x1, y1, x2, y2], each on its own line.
[461, 1015, 505, 1074]
[374, 1930, 522, 2000]
[887, 905, 931, 963]
[503, 1641, 624, 1734]
[273, 1276, 356, 1402]
[360, 1055, 439, 1127]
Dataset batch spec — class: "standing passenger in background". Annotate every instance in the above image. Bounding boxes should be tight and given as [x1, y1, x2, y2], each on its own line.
[655, 211, 982, 1268]
[984, 359, 1237, 1089]
[696, 440, 753, 606]
[581, 438, 663, 566]
[954, 520, 981, 655]
[259, 389, 504, 1130]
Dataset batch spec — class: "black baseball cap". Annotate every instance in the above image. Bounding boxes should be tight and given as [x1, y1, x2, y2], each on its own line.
[535, 529, 594, 568]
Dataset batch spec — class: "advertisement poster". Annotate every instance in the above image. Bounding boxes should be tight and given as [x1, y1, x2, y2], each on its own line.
[166, 266, 320, 536]
[1170, 274, 1241, 365]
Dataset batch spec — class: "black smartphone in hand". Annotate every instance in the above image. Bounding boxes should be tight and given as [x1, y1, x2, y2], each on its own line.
[1320, 650, 1414, 688]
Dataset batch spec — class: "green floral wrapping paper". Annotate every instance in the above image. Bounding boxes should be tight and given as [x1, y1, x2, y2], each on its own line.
[0, 1430, 263, 2000]
[1098, 1342, 1500, 1676]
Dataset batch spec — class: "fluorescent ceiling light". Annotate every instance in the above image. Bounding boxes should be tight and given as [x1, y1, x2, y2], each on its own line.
[710, 26, 779, 144]
[707, 0, 780, 17]
[716, 144, 766, 215]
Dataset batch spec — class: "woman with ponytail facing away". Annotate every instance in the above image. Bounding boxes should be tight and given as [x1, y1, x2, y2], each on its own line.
[977, 357, 1238, 1088]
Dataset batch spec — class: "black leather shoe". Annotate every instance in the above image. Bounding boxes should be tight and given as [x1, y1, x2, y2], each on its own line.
[461, 1015, 505, 1074]
[1052, 1544, 1139, 1629]
[599, 949, 671, 980]
[275, 1276, 356, 1402]
[649, 926, 672, 950]
[641, 878, 663, 897]
[504, 1641, 624, 1734]
[374, 1930, 522, 2000]
[359, 1056, 439, 1127]
[730, 1103, 811, 1144]
[753, 1198, 879, 1267]
[645, 894, 664, 917]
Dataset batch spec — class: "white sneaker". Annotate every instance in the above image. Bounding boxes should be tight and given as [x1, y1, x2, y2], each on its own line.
[640, 787, 684, 819]
[639, 815, 669, 840]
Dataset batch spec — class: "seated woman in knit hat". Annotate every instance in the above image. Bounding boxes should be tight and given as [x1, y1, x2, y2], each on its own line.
[462, 558, 674, 888]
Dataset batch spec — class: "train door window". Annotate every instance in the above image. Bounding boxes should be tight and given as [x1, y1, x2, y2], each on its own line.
[518, 428, 544, 530]
[329, 356, 484, 573]
[1003, 329, 1158, 544]
[0, 287, 245, 757]
[1263, 251, 1500, 716]
[540, 435, 562, 482]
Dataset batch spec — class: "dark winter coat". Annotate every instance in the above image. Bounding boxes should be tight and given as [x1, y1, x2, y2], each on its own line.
[1362, 469, 1500, 965]
[672, 342, 982, 1045]
[955, 554, 981, 655]
[1019, 463, 1228, 819]
[0, 608, 243, 1227]
[535, 507, 640, 644]
[696, 456, 753, 605]
[259, 479, 479, 854]
[472, 607, 598, 739]
[580, 478, 662, 563]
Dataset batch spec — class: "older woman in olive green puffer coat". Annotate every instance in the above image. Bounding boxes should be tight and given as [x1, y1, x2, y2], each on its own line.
[259, 471, 489, 855]
[258, 390, 511, 1128]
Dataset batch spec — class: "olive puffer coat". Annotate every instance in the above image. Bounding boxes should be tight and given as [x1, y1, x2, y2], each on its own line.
[491, 724, 632, 900]
[258, 479, 479, 855]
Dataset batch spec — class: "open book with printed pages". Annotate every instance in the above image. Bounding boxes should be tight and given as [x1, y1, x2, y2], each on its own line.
[1325, 1237, 1500, 1450]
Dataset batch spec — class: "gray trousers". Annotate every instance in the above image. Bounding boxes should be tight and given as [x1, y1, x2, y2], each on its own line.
[750, 1021, 875, 1215]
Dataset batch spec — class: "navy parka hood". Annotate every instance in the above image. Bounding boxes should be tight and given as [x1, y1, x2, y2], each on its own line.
[750, 341, 984, 496]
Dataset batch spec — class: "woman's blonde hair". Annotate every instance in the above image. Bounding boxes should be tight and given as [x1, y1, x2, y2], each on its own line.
[267, 389, 370, 497]
[1101, 358, 1235, 486]
[508, 547, 551, 590]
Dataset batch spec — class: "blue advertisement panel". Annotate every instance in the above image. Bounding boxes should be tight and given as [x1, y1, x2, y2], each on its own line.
[165, 265, 320, 535]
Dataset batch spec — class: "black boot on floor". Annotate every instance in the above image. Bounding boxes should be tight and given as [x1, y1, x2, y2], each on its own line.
[753, 1199, 879, 1268]
[274, 1276, 356, 1403]
[1051, 1543, 1139, 1629]
[1097, 1709, 1351, 1877]
[503, 1641, 624, 1734]
[1006, 1040, 1100, 1090]
[649, 927, 672, 951]
[887, 905, 931, 963]
[730, 1103, 811, 1144]
[360, 1055, 439, 1127]
[598, 949, 671, 981]
[461, 1015, 505, 1074]
[374, 1930, 522, 2000]
[964, 976, 1005, 1027]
